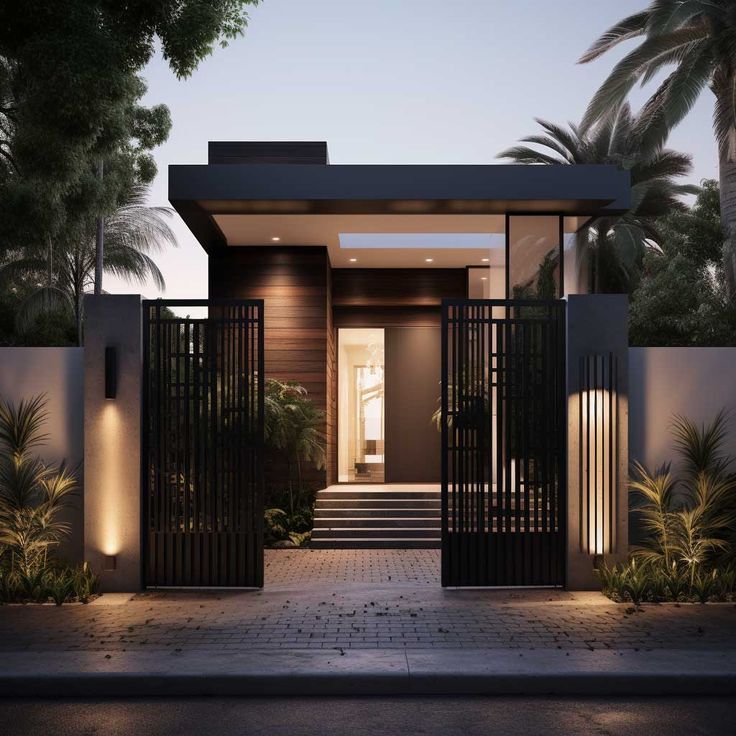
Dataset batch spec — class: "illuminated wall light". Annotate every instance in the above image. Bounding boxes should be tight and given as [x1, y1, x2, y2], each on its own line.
[104, 555, 117, 571]
[100, 402, 122, 557]
[104, 347, 117, 399]
[271, 236, 281, 242]
[579, 353, 618, 557]
[349, 257, 357, 262]
[425, 258, 434, 263]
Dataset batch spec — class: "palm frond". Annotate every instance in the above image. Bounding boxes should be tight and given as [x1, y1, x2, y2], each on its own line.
[671, 409, 731, 480]
[579, 11, 650, 63]
[0, 395, 49, 457]
[581, 25, 710, 132]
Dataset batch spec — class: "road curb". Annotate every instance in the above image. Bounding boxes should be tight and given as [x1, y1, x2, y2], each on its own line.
[2, 649, 734, 697]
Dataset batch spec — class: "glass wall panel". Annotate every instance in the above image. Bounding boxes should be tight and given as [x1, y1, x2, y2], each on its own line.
[508, 215, 562, 299]
[338, 328, 385, 483]
[563, 216, 590, 295]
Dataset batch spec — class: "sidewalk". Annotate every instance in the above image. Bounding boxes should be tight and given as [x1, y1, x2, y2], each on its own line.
[1, 550, 735, 695]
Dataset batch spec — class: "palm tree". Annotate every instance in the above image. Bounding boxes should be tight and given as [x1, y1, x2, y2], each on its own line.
[577, 1, 736, 293]
[499, 105, 698, 292]
[0, 183, 176, 343]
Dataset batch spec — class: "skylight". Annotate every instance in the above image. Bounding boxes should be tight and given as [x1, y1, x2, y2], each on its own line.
[338, 233, 505, 250]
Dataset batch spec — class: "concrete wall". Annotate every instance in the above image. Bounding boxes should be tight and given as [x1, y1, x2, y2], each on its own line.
[0, 348, 84, 563]
[84, 295, 143, 592]
[566, 295, 629, 589]
[629, 348, 736, 472]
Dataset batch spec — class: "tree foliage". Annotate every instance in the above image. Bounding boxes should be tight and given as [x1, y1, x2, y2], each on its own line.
[0, 0, 258, 255]
[499, 105, 697, 292]
[630, 180, 736, 345]
[578, 1, 736, 293]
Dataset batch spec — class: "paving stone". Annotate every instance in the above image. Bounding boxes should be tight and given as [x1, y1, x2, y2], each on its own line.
[1, 550, 735, 652]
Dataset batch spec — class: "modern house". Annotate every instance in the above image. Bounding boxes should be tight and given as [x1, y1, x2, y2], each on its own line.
[153, 141, 632, 586]
[170, 142, 626, 468]
[76, 143, 630, 589]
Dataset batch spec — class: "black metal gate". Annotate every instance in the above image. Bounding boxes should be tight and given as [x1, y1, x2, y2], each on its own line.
[142, 300, 264, 587]
[441, 299, 566, 587]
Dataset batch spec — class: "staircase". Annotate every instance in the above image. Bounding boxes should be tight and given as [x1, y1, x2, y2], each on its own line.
[310, 484, 441, 549]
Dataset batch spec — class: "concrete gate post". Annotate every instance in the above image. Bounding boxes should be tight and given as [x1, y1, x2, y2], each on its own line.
[84, 295, 143, 592]
[565, 295, 629, 590]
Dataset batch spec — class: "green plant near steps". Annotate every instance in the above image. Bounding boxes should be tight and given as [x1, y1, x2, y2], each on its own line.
[264, 379, 326, 515]
[263, 507, 312, 549]
[598, 410, 736, 603]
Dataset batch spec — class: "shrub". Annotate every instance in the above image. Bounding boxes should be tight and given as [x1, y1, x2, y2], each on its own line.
[598, 410, 736, 603]
[0, 395, 99, 604]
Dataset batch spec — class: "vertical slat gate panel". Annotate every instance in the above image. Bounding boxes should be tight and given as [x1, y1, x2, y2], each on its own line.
[142, 300, 264, 587]
[441, 299, 566, 587]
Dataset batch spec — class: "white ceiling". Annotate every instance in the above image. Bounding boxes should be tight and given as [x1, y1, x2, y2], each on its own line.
[212, 213, 583, 268]
[213, 214, 505, 267]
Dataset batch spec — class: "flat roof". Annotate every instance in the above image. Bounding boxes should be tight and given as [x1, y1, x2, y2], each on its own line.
[169, 157, 630, 264]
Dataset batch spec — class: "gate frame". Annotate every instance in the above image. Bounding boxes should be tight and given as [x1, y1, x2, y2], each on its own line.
[141, 298, 265, 588]
[440, 298, 568, 588]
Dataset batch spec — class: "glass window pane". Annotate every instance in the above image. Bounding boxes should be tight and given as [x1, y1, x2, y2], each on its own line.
[508, 215, 561, 299]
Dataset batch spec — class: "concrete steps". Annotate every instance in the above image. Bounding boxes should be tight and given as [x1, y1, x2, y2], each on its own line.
[310, 484, 441, 549]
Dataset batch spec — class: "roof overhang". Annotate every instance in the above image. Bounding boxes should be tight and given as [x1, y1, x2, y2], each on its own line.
[169, 162, 631, 266]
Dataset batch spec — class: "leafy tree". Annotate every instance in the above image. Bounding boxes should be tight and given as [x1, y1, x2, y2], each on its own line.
[0, 1, 259, 266]
[577, 1, 736, 294]
[630, 180, 736, 346]
[499, 105, 697, 292]
[0, 184, 176, 344]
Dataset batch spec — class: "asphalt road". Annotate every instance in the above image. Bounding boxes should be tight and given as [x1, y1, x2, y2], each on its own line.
[0, 697, 734, 735]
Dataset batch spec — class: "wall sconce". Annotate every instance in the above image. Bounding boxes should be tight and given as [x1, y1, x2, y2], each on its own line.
[579, 353, 618, 556]
[103, 555, 117, 571]
[104, 346, 117, 399]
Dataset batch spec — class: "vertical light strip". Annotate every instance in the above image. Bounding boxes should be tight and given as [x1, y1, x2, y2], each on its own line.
[579, 353, 618, 555]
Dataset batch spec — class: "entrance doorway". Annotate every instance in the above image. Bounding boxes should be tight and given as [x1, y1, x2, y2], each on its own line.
[337, 328, 385, 483]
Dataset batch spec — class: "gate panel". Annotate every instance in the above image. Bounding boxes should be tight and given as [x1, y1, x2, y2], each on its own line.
[441, 299, 566, 587]
[143, 300, 264, 587]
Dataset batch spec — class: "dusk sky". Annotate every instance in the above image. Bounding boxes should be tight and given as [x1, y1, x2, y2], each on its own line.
[107, 0, 718, 299]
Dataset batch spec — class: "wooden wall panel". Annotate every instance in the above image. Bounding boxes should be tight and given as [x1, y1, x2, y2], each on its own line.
[209, 246, 331, 488]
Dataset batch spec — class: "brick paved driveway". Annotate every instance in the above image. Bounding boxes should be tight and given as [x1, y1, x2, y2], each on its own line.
[1, 550, 735, 653]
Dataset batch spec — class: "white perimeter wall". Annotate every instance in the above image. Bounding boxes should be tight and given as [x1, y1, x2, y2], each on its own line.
[629, 348, 736, 471]
[0, 347, 84, 562]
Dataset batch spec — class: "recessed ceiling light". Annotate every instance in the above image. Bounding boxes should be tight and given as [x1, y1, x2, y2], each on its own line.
[482, 257, 489, 262]
[425, 258, 434, 263]
[271, 236, 281, 242]
[349, 258, 357, 262]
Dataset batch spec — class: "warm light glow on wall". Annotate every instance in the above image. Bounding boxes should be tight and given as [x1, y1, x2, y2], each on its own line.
[99, 402, 122, 556]
[579, 354, 618, 556]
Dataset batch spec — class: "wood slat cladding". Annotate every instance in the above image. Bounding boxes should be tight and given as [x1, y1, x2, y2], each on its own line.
[209, 247, 331, 487]
[332, 268, 467, 307]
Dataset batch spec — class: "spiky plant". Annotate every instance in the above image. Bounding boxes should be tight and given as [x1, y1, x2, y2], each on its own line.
[578, 1, 736, 295]
[629, 460, 677, 568]
[0, 395, 77, 579]
[499, 106, 698, 292]
[630, 410, 736, 582]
